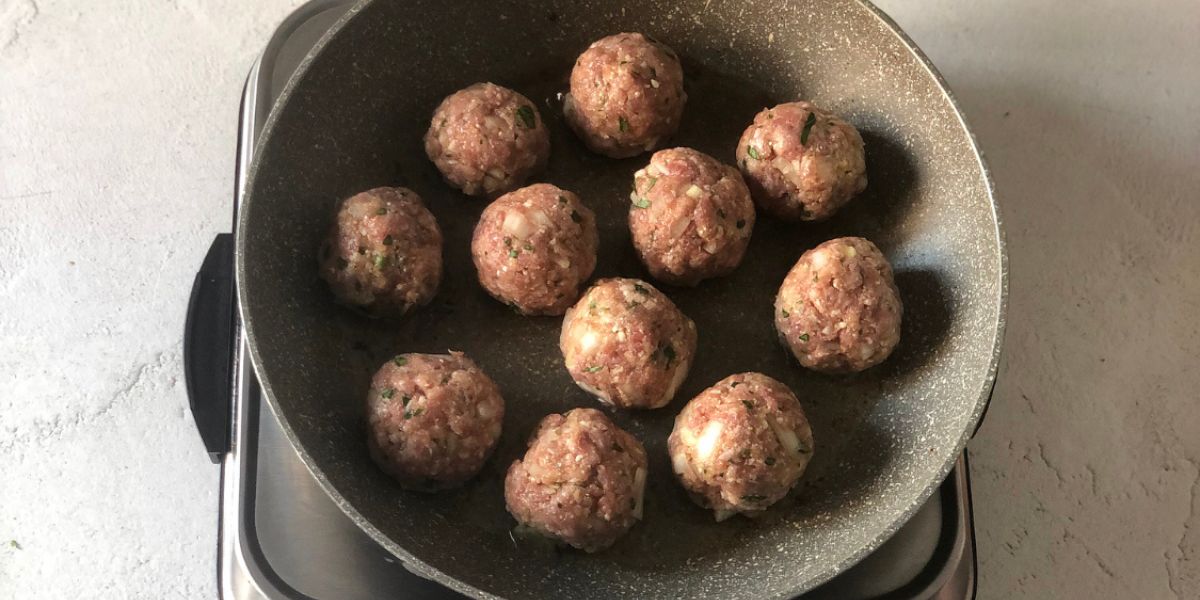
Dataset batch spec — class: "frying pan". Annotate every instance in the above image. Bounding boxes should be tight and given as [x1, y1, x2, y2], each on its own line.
[234, 0, 1006, 597]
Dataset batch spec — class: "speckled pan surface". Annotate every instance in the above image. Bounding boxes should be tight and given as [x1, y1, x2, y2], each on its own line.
[235, 0, 1006, 598]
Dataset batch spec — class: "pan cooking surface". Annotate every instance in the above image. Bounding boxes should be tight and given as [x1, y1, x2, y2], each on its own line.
[237, 0, 1004, 597]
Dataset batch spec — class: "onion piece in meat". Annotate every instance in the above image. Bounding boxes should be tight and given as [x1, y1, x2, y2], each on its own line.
[695, 420, 724, 462]
[501, 210, 533, 238]
[632, 467, 647, 519]
[768, 414, 804, 460]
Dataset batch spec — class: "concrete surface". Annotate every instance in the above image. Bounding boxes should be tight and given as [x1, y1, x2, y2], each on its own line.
[0, 0, 1195, 598]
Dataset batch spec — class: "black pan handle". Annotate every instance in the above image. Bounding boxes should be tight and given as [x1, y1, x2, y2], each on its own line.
[185, 233, 235, 463]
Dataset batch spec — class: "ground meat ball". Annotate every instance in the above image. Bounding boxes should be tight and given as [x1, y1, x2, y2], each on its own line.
[628, 147, 755, 286]
[736, 101, 867, 221]
[317, 187, 442, 318]
[668, 372, 814, 521]
[564, 33, 686, 158]
[560, 278, 697, 410]
[366, 352, 505, 491]
[775, 237, 902, 372]
[505, 408, 648, 552]
[471, 183, 598, 315]
[424, 83, 550, 196]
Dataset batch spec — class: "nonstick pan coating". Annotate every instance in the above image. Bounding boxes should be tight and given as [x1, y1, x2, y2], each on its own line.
[236, 0, 1006, 597]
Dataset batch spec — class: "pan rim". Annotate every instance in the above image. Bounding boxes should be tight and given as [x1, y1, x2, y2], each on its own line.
[234, 0, 1008, 597]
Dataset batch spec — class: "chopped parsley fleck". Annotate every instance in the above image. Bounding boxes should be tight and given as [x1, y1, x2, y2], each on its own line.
[516, 105, 536, 128]
[741, 494, 767, 502]
[393, 356, 408, 366]
[736, 219, 746, 229]
[404, 408, 424, 419]
[523, 242, 534, 252]
[765, 457, 777, 466]
[402, 394, 411, 407]
[742, 400, 754, 410]
[800, 112, 817, 145]
[799, 333, 810, 342]
[781, 308, 790, 318]
[618, 116, 629, 132]
[373, 254, 389, 270]
[586, 365, 604, 373]
[571, 210, 583, 223]
[381, 388, 395, 399]
[376, 207, 388, 215]
[746, 145, 761, 160]
[633, 283, 649, 294]
[9, 540, 20, 550]
[503, 236, 513, 248]
[508, 249, 519, 259]
[644, 175, 658, 193]
[382, 235, 394, 246]
[632, 197, 651, 209]
[588, 300, 598, 311]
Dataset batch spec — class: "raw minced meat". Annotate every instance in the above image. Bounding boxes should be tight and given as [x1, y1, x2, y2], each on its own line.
[629, 147, 755, 286]
[366, 352, 504, 491]
[668, 372, 814, 520]
[736, 101, 866, 221]
[471, 183, 598, 315]
[775, 237, 902, 372]
[505, 408, 648, 552]
[564, 33, 686, 158]
[560, 278, 697, 409]
[425, 82, 550, 196]
[317, 187, 442, 318]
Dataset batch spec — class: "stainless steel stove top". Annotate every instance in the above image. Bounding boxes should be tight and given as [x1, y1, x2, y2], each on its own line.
[188, 2, 978, 598]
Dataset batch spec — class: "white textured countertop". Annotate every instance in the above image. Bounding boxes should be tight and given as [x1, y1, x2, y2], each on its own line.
[1, 0, 1196, 597]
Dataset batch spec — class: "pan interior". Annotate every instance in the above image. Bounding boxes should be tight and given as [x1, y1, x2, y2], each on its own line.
[238, 0, 1003, 597]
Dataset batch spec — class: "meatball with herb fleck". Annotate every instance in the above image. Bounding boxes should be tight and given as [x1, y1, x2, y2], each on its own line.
[775, 237, 902, 373]
[668, 372, 814, 521]
[560, 278, 697, 410]
[366, 352, 505, 491]
[424, 82, 550, 196]
[471, 183, 598, 315]
[736, 101, 867, 221]
[564, 33, 686, 158]
[317, 187, 442, 318]
[629, 147, 755, 286]
[505, 408, 648, 552]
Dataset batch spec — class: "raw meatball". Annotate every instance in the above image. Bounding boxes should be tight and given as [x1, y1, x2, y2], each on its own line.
[668, 372, 814, 520]
[629, 147, 755, 286]
[366, 352, 505, 491]
[560, 278, 697, 409]
[471, 183, 598, 315]
[424, 82, 550, 196]
[736, 101, 867, 221]
[564, 33, 686, 158]
[775, 237, 902, 372]
[505, 408, 648, 552]
[318, 187, 442, 318]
